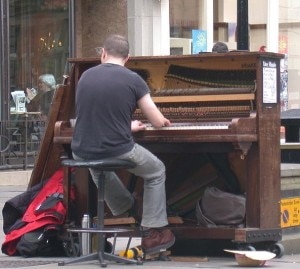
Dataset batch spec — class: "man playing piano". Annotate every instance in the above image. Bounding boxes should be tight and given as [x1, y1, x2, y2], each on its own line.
[71, 34, 175, 255]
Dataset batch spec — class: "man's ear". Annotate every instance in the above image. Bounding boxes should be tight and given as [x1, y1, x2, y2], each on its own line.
[124, 54, 130, 64]
[101, 49, 107, 62]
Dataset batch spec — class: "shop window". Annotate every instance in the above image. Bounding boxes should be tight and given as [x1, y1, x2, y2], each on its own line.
[9, 0, 69, 119]
[169, 0, 199, 55]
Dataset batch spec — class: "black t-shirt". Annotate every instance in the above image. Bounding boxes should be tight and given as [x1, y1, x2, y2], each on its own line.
[71, 63, 149, 159]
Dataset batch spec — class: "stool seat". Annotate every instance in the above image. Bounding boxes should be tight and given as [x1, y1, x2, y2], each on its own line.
[61, 158, 136, 171]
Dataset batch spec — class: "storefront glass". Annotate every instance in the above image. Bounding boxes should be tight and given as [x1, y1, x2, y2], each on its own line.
[9, 0, 69, 117]
[169, 0, 235, 54]
[279, 0, 300, 109]
[169, 0, 201, 55]
[0, 0, 69, 169]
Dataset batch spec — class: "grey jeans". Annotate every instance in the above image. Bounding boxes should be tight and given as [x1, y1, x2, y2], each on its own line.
[73, 143, 168, 228]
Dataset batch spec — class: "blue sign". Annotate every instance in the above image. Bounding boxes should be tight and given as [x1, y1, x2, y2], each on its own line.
[192, 30, 207, 54]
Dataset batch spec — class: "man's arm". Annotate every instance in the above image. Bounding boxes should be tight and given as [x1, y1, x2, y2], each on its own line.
[137, 93, 171, 128]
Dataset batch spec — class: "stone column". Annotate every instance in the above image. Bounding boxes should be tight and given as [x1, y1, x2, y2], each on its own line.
[127, 0, 170, 56]
[267, 0, 279, 53]
[198, 0, 213, 52]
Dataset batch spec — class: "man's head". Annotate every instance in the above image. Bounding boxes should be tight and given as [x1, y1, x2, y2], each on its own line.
[101, 34, 129, 64]
[212, 42, 228, 53]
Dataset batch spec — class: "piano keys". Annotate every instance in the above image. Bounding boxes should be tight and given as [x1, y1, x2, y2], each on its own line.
[30, 52, 284, 251]
[143, 122, 230, 130]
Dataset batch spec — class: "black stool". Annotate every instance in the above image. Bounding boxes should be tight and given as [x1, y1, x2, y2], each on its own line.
[58, 158, 141, 267]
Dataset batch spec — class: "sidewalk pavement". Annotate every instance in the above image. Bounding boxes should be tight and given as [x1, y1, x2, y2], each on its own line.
[1, 251, 300, 269]
[0, 230, 300, 269]
[0, 185, 27, 245]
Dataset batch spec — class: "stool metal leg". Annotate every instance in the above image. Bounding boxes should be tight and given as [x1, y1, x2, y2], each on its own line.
[96, 172, 140, 266]
[98, 171, 107, 267]
[59, 169, 140, 267]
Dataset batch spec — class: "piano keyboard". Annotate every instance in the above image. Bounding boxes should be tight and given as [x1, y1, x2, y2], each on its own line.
[144, 122, 229, 130]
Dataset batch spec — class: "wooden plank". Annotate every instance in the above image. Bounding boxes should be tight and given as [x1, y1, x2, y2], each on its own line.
[104, 217, 136, 226]
[167, 216, 183, 224]
[152, 93, 255, 103]
[144, 250, 171, 261]
[103, 216, 182, 226]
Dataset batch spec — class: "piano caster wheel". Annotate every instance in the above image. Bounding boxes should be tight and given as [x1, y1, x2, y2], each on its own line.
[268, 243, 285, 258]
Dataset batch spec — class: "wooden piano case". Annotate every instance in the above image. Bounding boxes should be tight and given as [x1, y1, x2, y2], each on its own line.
[29, 52, 284, 253]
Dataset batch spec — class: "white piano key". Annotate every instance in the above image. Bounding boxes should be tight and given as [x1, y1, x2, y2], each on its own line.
[144, 122, 229, 130]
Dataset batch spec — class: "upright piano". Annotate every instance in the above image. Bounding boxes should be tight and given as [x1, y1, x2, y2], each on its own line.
[29, 52, 284, 252]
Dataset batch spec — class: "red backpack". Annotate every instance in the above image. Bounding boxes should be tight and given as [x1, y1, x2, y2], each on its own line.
[2, 168, 75, 256]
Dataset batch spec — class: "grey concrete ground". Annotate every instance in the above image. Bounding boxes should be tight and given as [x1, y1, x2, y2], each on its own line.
[0, 185, 27, 245]
[0, 251, 300, 269]
[1, 181, 300, 268]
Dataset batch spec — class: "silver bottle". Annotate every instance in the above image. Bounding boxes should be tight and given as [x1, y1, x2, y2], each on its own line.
[81, 214, 91, 255]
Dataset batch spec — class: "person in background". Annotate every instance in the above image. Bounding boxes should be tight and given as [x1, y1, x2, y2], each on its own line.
[26, 74, 56, 120]
[212, 42, 229, 53]
[259, 45, 266, 52]
[71, 34, 175, 255]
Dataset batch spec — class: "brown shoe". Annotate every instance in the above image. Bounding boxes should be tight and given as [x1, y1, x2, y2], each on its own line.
[141, 228, 175, 255]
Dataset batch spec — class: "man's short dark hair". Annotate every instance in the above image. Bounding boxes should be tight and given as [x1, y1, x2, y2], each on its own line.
[212, 42, 228, 53]
[103, 34, 129, 59]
